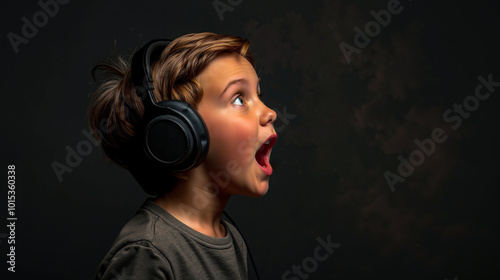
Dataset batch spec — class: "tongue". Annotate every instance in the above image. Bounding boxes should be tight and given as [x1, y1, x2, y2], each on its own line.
[255, 146, 267, 167]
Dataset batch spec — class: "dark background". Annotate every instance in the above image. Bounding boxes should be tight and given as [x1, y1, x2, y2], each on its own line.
[1, 0, 500, 279]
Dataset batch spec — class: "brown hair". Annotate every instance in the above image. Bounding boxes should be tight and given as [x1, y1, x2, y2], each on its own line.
[88, 32, 254, 195]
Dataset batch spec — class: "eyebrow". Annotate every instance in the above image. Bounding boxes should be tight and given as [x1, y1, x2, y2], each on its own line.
[220, 78, 261, 98]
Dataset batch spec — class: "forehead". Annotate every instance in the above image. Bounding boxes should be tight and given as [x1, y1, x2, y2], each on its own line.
[196, 52, 258, 89]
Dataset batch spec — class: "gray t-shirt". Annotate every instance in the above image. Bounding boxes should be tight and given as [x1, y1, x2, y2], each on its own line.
[95, 199, 248, 280]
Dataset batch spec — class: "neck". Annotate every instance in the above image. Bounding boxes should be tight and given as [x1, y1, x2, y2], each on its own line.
[154, 167, 231, 238]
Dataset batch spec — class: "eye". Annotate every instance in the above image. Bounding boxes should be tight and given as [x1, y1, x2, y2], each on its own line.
[232, 95, 246, 106]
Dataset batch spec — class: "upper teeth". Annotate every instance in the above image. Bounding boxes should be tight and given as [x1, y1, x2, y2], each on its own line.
[265, 140, 270, 145]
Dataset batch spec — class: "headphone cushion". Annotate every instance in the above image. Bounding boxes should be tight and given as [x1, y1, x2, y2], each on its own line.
[144, 100, 209, 171]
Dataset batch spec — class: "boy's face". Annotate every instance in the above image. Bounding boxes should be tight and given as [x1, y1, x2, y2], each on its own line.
[196, 52, 277, 197]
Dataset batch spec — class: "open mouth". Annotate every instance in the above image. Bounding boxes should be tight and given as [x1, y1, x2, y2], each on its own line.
[255, 134, 277, 175]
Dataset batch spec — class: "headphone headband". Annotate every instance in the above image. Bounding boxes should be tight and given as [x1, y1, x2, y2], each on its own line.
[129, 39, 209, 172]
[131, 39, 172, 110]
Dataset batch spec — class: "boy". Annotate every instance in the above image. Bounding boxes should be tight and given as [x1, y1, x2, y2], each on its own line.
[89, 32, 277, 279]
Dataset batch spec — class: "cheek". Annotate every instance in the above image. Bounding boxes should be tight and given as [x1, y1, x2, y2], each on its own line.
[205, 116, 258, 169]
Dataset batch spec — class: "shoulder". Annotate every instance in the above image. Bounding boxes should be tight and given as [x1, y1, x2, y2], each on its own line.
[112, 199, 184, 247]
[95, 200, 178, 279]
[95, 239, 174, 279]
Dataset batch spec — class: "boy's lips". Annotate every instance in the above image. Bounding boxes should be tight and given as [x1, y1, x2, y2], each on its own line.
[255, 134, 277, 176]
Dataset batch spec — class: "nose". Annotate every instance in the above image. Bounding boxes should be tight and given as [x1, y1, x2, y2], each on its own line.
[259, 103, 277, 127]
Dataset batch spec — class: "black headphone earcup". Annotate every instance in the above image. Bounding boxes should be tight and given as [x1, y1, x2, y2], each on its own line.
[143, 100, 209, 171]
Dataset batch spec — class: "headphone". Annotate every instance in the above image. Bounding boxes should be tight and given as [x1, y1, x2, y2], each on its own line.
[130, 39, 209, 172]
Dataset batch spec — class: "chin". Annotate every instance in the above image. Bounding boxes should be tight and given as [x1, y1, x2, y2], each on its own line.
[247, 182, 270, 198]
[254, 190, 269, 197]
[228, 181, 270, 198]
[246, 190, 268, 198]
